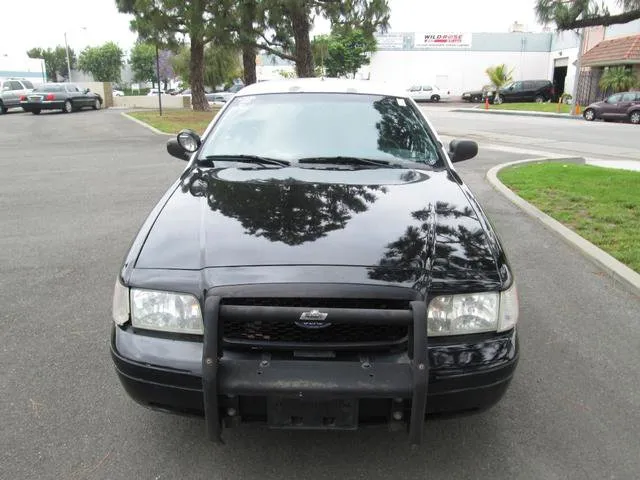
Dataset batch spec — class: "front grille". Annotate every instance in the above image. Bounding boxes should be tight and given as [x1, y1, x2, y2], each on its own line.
[220, 297, 411, 351]
[223, 297, 410, 310]
[223, 320, 407, 344]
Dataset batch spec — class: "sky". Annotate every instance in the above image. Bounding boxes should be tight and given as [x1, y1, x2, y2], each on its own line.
[0, 0, 573, 59]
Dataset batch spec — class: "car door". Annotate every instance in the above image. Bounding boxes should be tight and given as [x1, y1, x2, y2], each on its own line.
[408, 85, 422, 100]
[616, 93, 637, 119]
[65, 84, 84, 106]
[599, 93, 623, 119]
[421, 85, 434, 100]
[4, 80, 24, 107]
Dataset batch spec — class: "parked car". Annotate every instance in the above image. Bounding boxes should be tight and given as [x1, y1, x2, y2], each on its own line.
[0, 78, 34, 113]
[583, 91, 640, 124]
[110, 78, 520, 445]
[487, 80, 554, 104]
[205, 93, 227, 107]
[406, 84, 450, 102]
[20, 83, 102, 114]
[461, 85, 492, 103]
[147, 88, 165, 96]
[113, 89, 125, 97]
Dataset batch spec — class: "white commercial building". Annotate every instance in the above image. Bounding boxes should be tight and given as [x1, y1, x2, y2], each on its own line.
[361, 30, 581, 97]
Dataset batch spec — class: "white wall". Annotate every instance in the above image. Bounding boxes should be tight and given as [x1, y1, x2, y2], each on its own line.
[113, 95, 189, 109]
[548, 46, 578, 96]
[366, 50, 551, 95]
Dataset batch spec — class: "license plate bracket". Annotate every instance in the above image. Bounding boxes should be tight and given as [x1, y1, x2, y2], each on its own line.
[267, 397, 358, 430]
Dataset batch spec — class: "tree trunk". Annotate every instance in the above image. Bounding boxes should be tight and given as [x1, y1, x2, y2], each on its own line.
[243, 46, 257, 85]
[190, 39, 209, 111]
[241, 1, 257, 85]
[290, 3, 314, 77]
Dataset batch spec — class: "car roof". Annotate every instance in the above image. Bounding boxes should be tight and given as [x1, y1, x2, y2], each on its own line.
[235, 77, 409, 98]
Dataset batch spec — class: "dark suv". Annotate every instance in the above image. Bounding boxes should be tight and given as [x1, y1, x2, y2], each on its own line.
[488, 80, 554, 104]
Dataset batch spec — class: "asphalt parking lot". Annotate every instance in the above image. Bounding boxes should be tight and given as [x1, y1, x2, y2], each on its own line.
[1, 108, 639, 480]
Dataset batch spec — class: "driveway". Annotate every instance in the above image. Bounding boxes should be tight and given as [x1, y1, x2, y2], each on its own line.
[1, 109, 638, 480]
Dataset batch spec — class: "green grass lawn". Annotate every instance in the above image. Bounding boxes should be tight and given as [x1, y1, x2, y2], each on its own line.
[490, 102, 572, 114]
[128, 109, 221, 135]
[498, 162, 640, 272]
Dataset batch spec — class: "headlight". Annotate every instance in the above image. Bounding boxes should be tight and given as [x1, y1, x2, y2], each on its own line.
[112, 278, 130, 326]
[130, 288, 203, 334]
[427, 283, 518, 336]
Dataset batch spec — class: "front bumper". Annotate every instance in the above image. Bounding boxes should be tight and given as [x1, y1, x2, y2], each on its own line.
[111, 314, 518, 444]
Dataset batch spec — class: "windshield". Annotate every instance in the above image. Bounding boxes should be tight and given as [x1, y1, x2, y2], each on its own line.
[198, 93, 443, 167]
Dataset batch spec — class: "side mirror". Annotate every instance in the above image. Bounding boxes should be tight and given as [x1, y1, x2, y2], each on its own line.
[449, 139, 478, 163]
[166, 139, 191, 161]
[167, 129, 202, 161]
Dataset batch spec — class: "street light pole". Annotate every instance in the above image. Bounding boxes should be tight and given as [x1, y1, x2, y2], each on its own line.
[155, 44, 163, 116]
[64, 32, 72, 82]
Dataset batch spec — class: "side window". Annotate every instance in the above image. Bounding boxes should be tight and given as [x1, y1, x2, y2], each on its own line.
[607, 93, 622, 103]
[9, 81, 24, 90]
[409, 85, 421, 92]
[22, 80, 34, 89]
[511, 81, 523, 91]
[523, 81, 534, 90]
[422, 85, 432, 91]
[622, 93, 635, 102]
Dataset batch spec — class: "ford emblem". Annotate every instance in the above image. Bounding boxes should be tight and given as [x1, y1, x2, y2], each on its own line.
[295, 310, 331, 329]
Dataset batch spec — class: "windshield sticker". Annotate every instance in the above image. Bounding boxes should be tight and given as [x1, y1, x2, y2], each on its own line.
[396, 97, 407, 107]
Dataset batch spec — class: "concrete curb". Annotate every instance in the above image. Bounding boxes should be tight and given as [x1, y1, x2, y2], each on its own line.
[451, 108, 582, 120]
[486, 157, 640, 296]
[120, 112, 173, 137]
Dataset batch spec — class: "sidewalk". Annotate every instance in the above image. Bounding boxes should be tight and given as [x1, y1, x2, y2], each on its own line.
[450, 106, 582, 120]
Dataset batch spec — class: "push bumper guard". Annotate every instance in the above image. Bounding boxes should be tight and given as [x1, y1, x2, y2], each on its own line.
[202, 295, 428, 445]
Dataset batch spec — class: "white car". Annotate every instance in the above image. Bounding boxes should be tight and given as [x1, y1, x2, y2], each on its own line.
[113, 89, 125, 96]
[406, 84, 450, 102]
[146, 89, 165, 96]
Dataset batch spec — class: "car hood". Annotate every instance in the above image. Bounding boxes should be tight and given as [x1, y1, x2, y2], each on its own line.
[588, 100, 606, 108]
[135, 166, 502, 286]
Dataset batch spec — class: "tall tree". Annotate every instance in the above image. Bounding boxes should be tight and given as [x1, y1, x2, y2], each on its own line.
[27, 46, 75, 81]
[256, 0, 390, 78]
[129, 42, 156, 86]
[115, 0, 224, 111]
[78, 42, 124, 82]
[315, 28, 377, 78]
[172, 44, 241, 90]
[535, 0, 640, 29]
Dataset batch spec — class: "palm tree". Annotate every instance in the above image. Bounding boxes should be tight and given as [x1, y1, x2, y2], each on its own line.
[599, 66, 638, 95]
[485, 64, 514, 104]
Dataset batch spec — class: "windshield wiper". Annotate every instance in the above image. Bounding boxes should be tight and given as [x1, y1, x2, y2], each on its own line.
[201, 154, 290, 167]
[297, 156, 404, 168]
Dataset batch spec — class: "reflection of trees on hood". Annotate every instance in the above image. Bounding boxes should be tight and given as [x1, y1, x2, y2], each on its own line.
[368, 201, 497, 289]
[372, 97, 436, 162]
[182, 168, 386, 246]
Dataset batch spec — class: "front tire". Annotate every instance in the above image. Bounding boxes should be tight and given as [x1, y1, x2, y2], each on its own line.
[430, 94, 440, 102]
[92, 98, 101, 110]
[472, 95, 482, 103]
[534, 95, 545, 103]
[32, 109, 41, 115]
[63, 100, 73, 114]
[629, 111, 640, 124]
[0, 103, 7, 115]
[583, 108, 596, 121]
